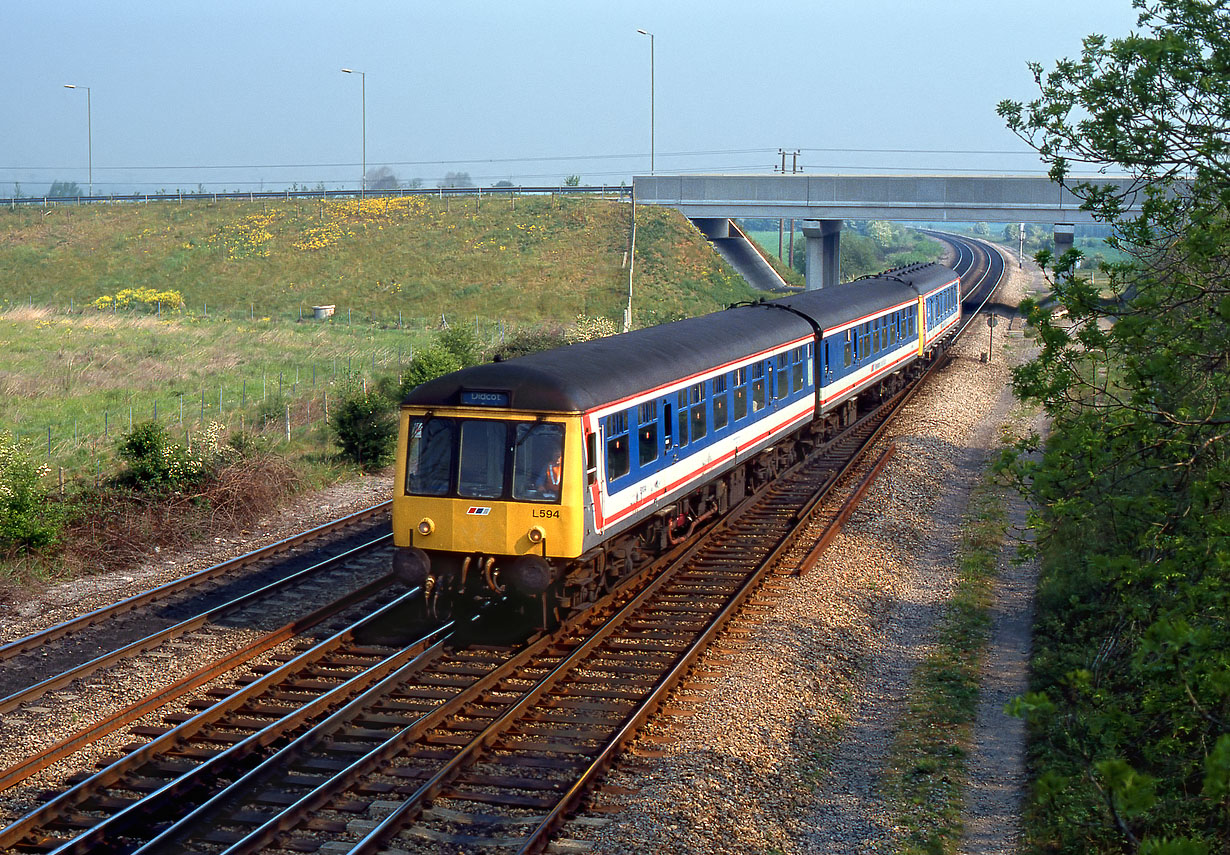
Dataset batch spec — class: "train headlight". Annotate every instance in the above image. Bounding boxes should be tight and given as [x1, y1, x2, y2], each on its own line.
[527, 525, 546, 544]
[417, 518, 435, 536]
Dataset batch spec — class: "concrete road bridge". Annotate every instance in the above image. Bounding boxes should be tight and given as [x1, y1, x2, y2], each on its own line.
[632, 173, 1140, 290]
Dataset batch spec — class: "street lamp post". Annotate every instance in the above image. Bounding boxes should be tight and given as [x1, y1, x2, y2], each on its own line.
[636, 29, 654, 175]
[63, 84, 92, 197]
[341, 68, 366, 195]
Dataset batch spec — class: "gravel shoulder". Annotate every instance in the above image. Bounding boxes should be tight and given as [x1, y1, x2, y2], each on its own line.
[572, 254, 1046, 854]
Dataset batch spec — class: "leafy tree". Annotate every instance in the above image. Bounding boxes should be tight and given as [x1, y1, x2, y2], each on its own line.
[867, 220, 895, 249]
[972, 221, 990, 236]
[437, 325, 482, 367]
[493, 180, 514, 189]
[47, 180, 83, 197]
[997, 1, 1230, 851]
[400, 345, 462, 393]
[564, 175, 581, 187]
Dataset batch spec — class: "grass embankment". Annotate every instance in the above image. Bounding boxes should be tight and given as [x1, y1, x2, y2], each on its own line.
[1, 195, 755, 478]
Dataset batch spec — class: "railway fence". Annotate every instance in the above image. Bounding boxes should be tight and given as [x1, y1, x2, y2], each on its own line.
[1, 184, 631, 210]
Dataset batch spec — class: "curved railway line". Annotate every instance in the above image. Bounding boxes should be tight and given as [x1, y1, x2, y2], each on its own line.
[1, 235, 1008, 854]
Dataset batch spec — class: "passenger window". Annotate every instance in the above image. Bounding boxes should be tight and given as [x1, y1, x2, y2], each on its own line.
[677, 390, 689, 447]
[688, 383, 707, 440]
[733, 367, 748, 421]
[638, 401, 658, 467]
[776, 354, 789, 399]
[713, 375, 729, 430]
[751, 362, 766, 412]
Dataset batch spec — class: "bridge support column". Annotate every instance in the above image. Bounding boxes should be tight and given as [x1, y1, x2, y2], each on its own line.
[802, 219, 842, 290]
[692, 217, 731, 239]
[1054, 223, 1075, 258]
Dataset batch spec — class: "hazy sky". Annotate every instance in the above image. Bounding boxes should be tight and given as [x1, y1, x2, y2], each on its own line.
[3, 1, 1142, 195]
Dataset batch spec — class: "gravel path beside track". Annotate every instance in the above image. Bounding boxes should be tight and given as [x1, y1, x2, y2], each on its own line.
[572, 255, 1045, 854]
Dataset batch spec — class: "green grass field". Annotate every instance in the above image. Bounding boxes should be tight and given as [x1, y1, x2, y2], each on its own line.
[0, 195, 757, 481]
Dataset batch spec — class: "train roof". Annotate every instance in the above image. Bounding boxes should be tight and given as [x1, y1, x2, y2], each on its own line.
[402, 304, 814, 413]
[403, 262, 958, 414]
[763, 262, 958, 330]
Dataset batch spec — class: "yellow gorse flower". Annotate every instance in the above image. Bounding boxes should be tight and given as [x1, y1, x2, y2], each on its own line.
[92, 288, 185, 311]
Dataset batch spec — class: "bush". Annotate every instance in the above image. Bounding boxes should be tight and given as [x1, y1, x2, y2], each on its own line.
[487, 326, 569, 361]
[0, 436, 62, 554]
[116, 421, 205, 490]
[329, 388, 397, 470]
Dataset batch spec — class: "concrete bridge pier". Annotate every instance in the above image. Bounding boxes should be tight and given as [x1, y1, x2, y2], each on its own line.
[802, 219, 842, 290]
[1053, 223, 1075, 258]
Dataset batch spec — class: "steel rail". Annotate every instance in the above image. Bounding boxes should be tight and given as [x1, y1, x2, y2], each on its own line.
[144, 615, 567, 854]
[0, 572, 394, 793]
[0, 586, 441, 853]
[795, 442, 898, 575]
[0, 501, 390, 662]
[0, 531, 392, 715]
[343, 493, 769, 855]
[198, 543, 711, 855]
[513, 345, 951, 853]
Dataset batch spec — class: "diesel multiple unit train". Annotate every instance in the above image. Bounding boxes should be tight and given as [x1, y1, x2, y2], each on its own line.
[393, 261, 961, 620]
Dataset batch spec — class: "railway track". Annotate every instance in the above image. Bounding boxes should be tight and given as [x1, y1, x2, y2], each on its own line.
[0, 253, 1009, 853]
[0, 504, 392, 714]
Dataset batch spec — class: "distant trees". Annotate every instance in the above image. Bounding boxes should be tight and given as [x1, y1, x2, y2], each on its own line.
[47, 180, 83, 197]
[365, 167, 399, 190]
[438, 172, 474, 189]
[564, 175, 581, 187]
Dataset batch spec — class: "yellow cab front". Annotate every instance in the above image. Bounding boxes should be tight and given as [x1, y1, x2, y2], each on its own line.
[391, 405, 585, 596]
